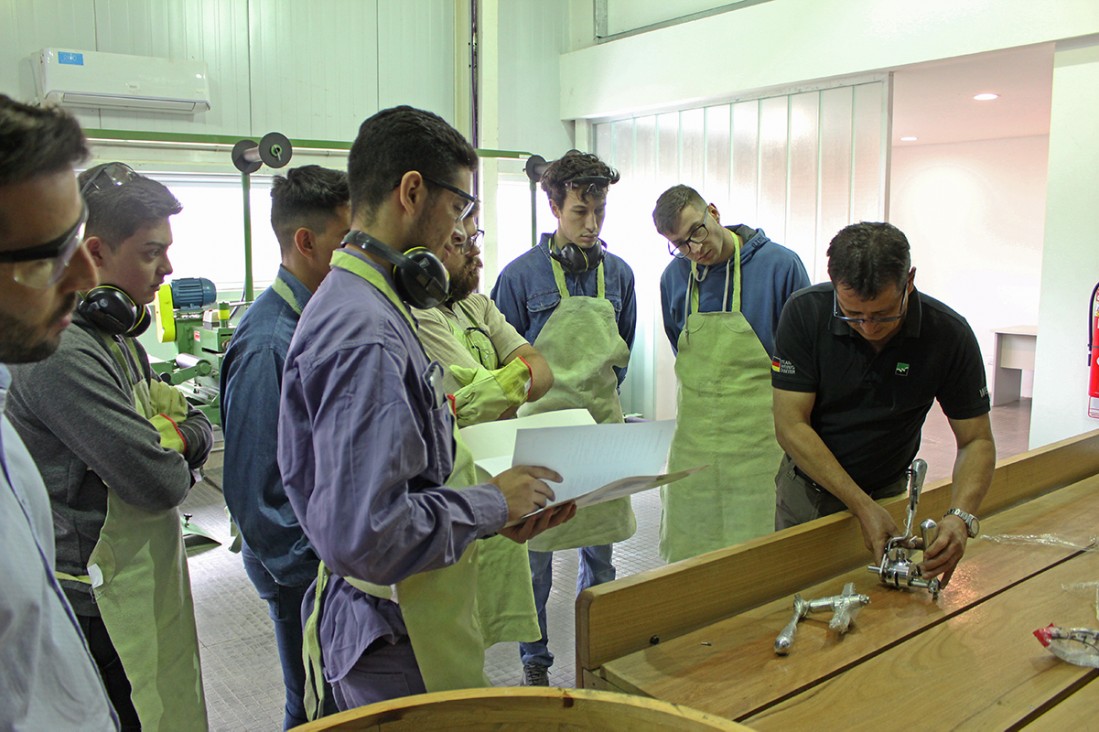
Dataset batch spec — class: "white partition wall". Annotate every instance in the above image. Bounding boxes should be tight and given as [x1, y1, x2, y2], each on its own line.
[592, 80, 889, 419]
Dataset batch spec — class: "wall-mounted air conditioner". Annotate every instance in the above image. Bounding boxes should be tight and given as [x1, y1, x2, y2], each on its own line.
[35, 48, 211, 115]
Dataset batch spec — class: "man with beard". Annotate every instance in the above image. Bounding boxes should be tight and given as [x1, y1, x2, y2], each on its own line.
[8, 161, 212, 730]
[278, 106, 574, 713]
[413, 203, 553, 427]
[0, 93, 116, 730]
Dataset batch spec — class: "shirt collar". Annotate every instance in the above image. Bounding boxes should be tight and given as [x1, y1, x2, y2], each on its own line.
[276, 265, 314, 309]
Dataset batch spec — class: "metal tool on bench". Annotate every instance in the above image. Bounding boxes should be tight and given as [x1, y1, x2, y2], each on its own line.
[774, 582, 871, 655]
[867, 458, 941, 597]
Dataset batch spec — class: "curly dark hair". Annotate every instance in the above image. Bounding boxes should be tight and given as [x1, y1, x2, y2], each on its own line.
[541, 149, 620, 209]
[271, 165, 349, 255]
[826, 221, 911, 298]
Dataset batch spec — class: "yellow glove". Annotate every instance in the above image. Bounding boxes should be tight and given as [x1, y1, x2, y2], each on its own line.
[147, 380, 189, 454]
[447, 357, 533, 427]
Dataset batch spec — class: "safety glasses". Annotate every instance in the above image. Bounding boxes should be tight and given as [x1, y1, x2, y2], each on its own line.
[0, 207, 88, 289]
[421, 174, 477, 222]
[457, 229, 484, 254]
[80, 162, 138, 198]
[832, 288, 908, 325]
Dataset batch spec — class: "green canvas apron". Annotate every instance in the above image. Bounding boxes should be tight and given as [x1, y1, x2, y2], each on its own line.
[58, 335, 207, 731]
[301, 250, 531, 718]
[435, 300, 540, 647]
[659, 235, 782, 563]
[518, 259, 636, 552]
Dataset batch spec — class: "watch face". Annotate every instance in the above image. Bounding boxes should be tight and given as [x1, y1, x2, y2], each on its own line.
[969, 516, 980, 538]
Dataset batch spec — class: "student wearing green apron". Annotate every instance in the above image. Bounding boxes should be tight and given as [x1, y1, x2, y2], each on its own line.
[413, 204, 554, 428]
[411, 207, 556, 671]
[492, 151, 637, 686]
[653, 185, 810, 563]
[279, 107, 574, 715]
[220, 165, 350, 729]
[8, 164, 213, 730]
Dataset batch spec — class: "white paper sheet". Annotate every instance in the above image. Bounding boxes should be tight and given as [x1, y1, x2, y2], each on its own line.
[511, 419, 677, 502]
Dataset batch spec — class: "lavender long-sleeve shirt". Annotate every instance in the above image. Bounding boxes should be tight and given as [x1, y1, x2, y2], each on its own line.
[278, 249, 507, 681]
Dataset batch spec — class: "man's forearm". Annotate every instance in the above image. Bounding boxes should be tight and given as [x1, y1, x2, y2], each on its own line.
[949, 435, 995, 514]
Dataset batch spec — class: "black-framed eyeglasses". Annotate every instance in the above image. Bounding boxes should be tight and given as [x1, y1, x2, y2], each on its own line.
[421, 174, 477, 222]
[667, 214, 711, 259]
[80, 162, 138, 198]
[0, 206, 88, 289]
[458, 229, 484, 254]
[833, 288, 909, 325]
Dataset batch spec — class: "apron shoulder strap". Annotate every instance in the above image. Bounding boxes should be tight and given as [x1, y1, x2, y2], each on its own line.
[331, 249, 417, 330]
[550, 257, 605, 300]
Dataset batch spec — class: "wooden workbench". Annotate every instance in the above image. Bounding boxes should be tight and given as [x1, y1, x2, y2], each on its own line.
[577, 430, 1099, 728]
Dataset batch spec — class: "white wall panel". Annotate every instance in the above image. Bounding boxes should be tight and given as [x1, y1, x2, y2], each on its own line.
[249, 0, 379, 142]
[496, 0, 573, 157]
[92, 0, 252, 135]
[377, 0, 456, 123]
[0, 0, 98, 129]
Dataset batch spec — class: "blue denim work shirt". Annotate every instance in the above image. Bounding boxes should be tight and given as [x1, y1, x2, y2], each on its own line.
[220, 266, 319, 587]
[490, 233, 637, 384]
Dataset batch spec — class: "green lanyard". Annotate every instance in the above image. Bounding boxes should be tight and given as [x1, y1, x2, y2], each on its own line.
[549, 256, 605, 300]
[687, 231, 742, 315]
[330, 250, 417, 331]
[271, 274, 306, 316]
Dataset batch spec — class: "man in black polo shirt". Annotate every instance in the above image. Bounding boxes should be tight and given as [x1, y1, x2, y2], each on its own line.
[771, 221, 994, 587]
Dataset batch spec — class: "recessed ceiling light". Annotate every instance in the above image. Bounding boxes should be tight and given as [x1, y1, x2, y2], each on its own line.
[973, 93, 999, 101]
[900, 136, 918, 142]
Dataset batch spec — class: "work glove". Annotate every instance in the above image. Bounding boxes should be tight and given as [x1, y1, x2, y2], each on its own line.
[447, 357, 533, 427]
[147, 379, 190, 454]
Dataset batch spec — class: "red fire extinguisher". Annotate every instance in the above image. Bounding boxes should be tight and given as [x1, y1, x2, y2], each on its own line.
[1090, 282, 1099, 418]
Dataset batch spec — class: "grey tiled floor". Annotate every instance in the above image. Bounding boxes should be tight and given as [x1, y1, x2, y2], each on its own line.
[185, 399, 1032, 730]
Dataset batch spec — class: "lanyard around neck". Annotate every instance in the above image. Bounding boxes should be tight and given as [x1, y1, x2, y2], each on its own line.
[687, 231, 742, 315]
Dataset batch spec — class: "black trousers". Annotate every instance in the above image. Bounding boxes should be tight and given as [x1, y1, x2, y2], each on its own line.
[78, 613, 142, 731]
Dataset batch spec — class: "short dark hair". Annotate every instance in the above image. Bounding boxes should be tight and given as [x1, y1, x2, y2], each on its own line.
[826, 221, 912, 298]
[652, 184, 707, 235]
[347, 105, 477, 225]
[0, 96, 88, 238]
[0, 95, 88, 187]
[271, 165, 349, 254]
[541, 150, 620, 209]
[79, 163, 182, 250]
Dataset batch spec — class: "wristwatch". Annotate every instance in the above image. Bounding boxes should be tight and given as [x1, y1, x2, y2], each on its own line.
[945, 508, 981, 538]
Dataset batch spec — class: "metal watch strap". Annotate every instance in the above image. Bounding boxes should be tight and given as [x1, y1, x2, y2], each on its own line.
[945, 508, 979, 538]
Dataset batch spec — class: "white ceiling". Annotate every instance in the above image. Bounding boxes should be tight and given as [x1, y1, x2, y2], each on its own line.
[891, 43, 1054, 147]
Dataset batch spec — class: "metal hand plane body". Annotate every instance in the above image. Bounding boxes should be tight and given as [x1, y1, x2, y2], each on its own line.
[867, 459, 941, 597]
[774, 583, 871, 655]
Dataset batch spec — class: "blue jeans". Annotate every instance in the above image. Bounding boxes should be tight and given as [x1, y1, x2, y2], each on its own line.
[519, 544, 616, 669]
[241, 542, 313, 730]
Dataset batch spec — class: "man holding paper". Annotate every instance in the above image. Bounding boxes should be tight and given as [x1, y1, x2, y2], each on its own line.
[492, 150, 637, 687]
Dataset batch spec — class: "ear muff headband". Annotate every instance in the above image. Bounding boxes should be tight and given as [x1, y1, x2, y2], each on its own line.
[78, 285, 151, 337]
[551, 240, 605, 274]
[342, 231, 450, 309]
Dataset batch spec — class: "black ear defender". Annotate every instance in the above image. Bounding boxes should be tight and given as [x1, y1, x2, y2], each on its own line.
[78, 285, 151, 337]
[342, 231, 449, 309]
[551, 239, 606, 274]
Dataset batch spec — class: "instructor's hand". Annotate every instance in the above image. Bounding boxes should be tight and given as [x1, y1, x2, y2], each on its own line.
[492, 465, 561, 524]
[855, 500, 900, 562]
